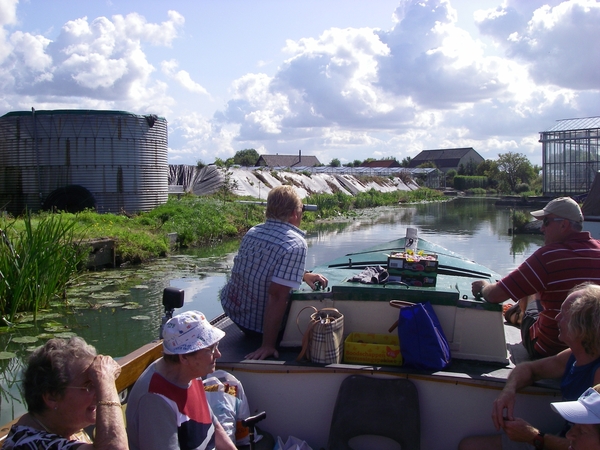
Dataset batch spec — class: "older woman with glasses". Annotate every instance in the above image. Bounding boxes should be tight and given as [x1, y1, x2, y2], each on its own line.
[3, 337, 127, 449]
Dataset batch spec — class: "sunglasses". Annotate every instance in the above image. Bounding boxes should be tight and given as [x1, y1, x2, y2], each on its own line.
[542, 217, 564, 227]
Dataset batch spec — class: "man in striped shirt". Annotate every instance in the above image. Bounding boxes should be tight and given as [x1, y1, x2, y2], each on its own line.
[472, 197, 600, 359]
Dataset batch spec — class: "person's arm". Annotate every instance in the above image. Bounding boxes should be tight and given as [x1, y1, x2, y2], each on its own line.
[79, 355, 128, 450]
[303, 272, 328, 290]
[471, 280, 510, 304]
[245, 281, 290, 360]
[492, 350, 572, 430]
[502, 418, 569, 450]
[214, 420, 237, 450]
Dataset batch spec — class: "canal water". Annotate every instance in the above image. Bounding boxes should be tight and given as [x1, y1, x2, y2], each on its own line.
[0, 196, 544, 424]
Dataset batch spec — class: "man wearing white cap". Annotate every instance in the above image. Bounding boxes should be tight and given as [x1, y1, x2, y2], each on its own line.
[472, 197, 600, 359]
[126, 311, 236, 450]
[552, 385, 600, 449]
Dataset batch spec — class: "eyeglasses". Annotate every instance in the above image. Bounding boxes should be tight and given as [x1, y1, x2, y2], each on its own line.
[66, 384, 94, 393]
[542, 217, 564, 227]
[205, 342, 219, 355]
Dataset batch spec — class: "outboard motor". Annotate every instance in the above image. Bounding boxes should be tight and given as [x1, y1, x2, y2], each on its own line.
[160, 287, 185, 339]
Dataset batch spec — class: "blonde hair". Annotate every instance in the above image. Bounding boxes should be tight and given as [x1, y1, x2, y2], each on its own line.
[567, 283, 600, 355]
[266, 186, 302, 221]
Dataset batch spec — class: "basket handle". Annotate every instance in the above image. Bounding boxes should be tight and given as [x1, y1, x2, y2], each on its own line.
[296, 306, 319, 336]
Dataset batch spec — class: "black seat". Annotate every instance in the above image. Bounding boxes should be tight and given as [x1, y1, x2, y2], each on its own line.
[327, 375, 420, 450]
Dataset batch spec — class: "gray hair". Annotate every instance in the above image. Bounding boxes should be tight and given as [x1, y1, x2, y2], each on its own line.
[568, 283, 600, 355]
[23, 337, 97, 414]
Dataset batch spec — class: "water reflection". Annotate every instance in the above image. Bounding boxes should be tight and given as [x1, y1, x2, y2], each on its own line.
[0, 197, 544, 424]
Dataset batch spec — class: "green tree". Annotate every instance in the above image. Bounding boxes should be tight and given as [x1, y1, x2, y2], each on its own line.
[417, 161, 437, 169]
[353, 160, 362, 167]
[233, 149, 260, 166]
[476, 159, 500, 190]
[401, 156, 412, 167]
[329, 158, 341, 167]
[496, 152, 536, 193]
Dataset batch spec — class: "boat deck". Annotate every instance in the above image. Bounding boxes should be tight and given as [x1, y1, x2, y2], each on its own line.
[214, 313, 560, 391]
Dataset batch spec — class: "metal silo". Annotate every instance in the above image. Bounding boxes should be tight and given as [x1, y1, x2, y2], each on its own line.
[0, 109, 168, 215]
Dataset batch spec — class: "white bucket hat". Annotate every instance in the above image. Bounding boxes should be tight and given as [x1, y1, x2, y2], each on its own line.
[551, 387, 600, 424]
[162, 310, 225, 355]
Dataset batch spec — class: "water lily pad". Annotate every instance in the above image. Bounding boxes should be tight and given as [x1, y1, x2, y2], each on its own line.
[100, 302, 126, 308]
[132, 285, 149, 290]
[37, 313, 63, 320]
[0, 326, 13, 333]
[0, 352, 16, 360]
[12, 336, 38, 344]
[49, 302, 67, 308]
[131, 315, 151, 321]
[36, 333, 55, 339]
[45, 326, 71, 333]
[26, 346, 40, 352]
[14, 324, 34, 329]
[54, 332, 77, 338]
[122, 303, 142, 310]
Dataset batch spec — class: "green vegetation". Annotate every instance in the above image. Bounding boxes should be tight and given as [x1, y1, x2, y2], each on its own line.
[453, 176, 488, 190]
[0, 214, 87, 321]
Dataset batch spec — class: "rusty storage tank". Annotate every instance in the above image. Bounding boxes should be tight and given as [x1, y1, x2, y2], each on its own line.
[0, 109, 168, 215]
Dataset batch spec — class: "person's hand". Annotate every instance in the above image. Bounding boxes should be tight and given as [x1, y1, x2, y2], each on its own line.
[502, 418, 538, 443]
[472, 280, 488, 298]
[86, 354, 121, 386]
[245, 345, 279, 360]
[492, 389, 516, 430]
[304, 272, 329, 290]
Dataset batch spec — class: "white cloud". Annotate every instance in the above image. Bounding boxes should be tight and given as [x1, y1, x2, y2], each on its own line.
[0, 9, 183, 111]
[161, 59, 209, 96]
[477, 0, 600, 90]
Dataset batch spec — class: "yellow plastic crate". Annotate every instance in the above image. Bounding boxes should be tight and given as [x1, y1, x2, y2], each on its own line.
[343, 332, 402, 366]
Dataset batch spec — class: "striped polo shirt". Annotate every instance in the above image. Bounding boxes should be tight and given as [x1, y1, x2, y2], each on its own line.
[499, 231, 600, 357]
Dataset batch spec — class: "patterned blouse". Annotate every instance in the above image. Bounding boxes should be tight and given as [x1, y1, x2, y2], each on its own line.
[3, 425, 91, 449]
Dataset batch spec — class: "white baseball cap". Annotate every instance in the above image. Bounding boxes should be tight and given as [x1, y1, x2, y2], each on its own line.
[531, 197, 583, 223]
[551, 387, 600, 424]
[162, 310, 225, 355]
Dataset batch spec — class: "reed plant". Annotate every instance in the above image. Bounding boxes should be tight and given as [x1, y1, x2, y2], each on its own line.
[0, 213, 87, 322]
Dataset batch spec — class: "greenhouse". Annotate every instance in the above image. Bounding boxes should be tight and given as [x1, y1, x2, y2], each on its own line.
[540, 117, 600, 195]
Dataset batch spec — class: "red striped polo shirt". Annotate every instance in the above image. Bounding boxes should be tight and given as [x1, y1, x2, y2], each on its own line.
[499, 231, 600, 357]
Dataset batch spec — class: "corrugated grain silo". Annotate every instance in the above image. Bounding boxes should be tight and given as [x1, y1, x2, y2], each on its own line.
[0, 109, 168, 215]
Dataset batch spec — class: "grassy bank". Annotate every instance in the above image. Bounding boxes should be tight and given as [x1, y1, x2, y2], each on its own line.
[4, 187, 445, 262]
[0, 188, 444, 318]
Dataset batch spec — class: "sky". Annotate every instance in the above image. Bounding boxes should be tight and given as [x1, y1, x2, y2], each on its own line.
[1, 0, 599, 167]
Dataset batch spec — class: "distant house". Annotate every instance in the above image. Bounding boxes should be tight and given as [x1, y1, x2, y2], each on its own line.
[256, 151, 320, 168]
[408, 147, 484, 173]
[360, 159, 401, 168]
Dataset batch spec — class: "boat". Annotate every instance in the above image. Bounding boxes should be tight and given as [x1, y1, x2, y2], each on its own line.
[0, 235, 565, 449]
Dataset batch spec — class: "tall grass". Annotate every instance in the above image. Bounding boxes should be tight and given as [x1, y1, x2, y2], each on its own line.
[0, 214, 87, 322]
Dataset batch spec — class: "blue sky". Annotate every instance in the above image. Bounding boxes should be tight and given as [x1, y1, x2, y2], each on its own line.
[1, 0, 598, 166]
